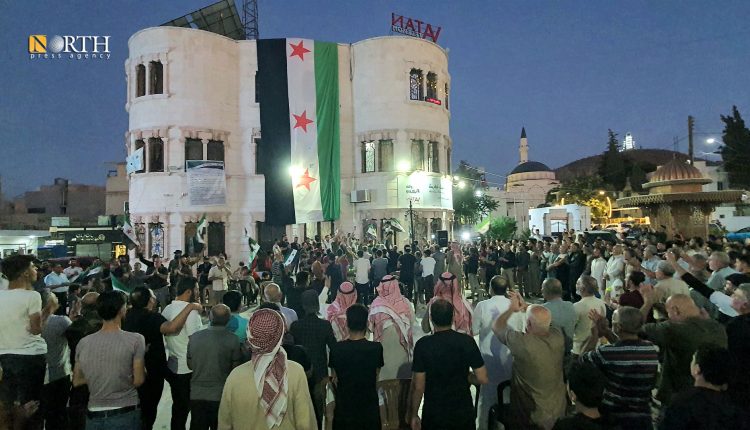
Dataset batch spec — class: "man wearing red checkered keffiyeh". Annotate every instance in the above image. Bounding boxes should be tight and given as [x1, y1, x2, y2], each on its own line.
[248, 309, 288, 429]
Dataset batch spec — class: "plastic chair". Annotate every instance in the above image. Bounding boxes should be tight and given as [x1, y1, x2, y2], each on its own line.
[378, 379, 412, 430]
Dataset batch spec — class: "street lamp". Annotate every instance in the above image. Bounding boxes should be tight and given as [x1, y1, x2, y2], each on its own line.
[474, 190, 483, 197]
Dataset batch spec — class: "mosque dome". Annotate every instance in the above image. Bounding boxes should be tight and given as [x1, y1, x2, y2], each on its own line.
[649, 158, 704, 182]
[642, 158, 711, 191]
[509, 161, 552, 175]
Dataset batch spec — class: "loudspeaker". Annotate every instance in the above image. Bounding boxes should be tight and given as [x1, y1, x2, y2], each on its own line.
[437, 230, 449, 247]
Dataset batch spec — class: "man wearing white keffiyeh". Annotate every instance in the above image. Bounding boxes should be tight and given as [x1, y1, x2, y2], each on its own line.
[218, 309, 316, 430]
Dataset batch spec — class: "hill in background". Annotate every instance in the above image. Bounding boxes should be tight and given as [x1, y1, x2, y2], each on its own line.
[553, 149, 698, 183]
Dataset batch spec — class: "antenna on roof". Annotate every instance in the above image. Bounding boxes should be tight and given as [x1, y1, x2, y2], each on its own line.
[242, 0, 259, 40]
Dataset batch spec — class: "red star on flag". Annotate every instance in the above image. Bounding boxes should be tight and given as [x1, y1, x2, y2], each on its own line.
[289, 40, 310, 60]
[292, 110, 314, 132]
[296, 169, 317, 190]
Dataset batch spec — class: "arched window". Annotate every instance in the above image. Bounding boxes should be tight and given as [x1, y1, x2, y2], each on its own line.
[446, 147, 452, 175]
[148, 137, 164, 172]
[426, 72, 438, 100]
[378, 139, 393, 172]
[361, 141, 376, 173]
[136, 64, 146, 97]
[207, 140, 225, 162]
[185, 138, 203, 162]
[411, 139, 425, 171]
[427, 141, 440, 173]
[148, 61, 163, 95]
[409, 69, 423, 100]
[444, 83, 449, 110]
[134, 139, 146, 173]
[208, 222, 226, 256]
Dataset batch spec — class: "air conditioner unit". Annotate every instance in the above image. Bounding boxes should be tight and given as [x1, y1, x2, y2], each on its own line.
[350, 189, 372, 203]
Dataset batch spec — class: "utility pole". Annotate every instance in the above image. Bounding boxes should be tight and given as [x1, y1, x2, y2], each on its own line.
[688, 115, 695, 163]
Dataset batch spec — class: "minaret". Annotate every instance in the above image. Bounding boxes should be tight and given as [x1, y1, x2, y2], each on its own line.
[519, 127, 528, 163]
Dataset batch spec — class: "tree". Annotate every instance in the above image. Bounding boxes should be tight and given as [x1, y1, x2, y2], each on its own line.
[453, 161, 499, 225]
[629, 163, 648, 191]
[486, 217, 517, 241]
[546, 175, 609, 219]
[719, 106, 750, 189]
[598, 129, 628, 190]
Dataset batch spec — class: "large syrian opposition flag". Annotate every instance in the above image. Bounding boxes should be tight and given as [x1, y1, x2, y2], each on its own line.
[257, 39, 341, 226]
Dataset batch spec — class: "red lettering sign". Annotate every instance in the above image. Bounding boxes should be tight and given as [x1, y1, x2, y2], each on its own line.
[390, 13, 442, 43]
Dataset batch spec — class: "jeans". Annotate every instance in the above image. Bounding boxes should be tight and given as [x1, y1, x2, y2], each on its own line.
[86, 408, 141, 430]
[137, 373, 164, 430]
[68, 385, 90, 430]
[166, 371, 191, 430]
[401, 278, 414, 301]
[42, 376, 71, 430]
[209, 290, 226, 306]
[355, 282, 371, 305]
[0, 354, 46, 429]
[422, 275, 435, 303]
[468, 273, 480, 296]
[0, 354, 46, 405]
[190, 400, 220, 430]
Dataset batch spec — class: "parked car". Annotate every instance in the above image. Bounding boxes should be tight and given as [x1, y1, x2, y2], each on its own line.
[726, 227, 750, 243]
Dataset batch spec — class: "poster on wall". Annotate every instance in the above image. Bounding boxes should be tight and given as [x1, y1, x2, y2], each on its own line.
[186, 160, 227, 206]
[398, 173, 453, 209]
[150, 224, 164, 258]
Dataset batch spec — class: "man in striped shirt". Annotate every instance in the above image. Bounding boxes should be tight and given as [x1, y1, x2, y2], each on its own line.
[580, 306, 659, 430]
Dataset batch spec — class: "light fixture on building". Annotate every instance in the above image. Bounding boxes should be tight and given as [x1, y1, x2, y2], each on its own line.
[458, 180, 466, 189]
[288, 165, 304, 178]
[397, 160, 411, 172]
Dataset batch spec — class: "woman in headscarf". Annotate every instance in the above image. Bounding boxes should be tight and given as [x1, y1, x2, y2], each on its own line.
[368, 275, 416, 380]
[422, 272, 474, 335]
[218, 309, 316, 430]
[326, 282, 357, 341]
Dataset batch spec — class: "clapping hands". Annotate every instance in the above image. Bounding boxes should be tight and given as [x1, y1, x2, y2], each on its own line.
[507, 290, 527, 313]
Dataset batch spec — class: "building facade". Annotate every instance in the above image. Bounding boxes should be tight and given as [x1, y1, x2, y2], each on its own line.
[126, 27, 452, 261]
[105, 162, 128, 216]
[0, 178, 105, 230]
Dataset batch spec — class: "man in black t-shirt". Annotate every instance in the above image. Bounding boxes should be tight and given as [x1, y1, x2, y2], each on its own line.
[484, 246, 499, 286]
[122, 287, 202, 430]
[329, 304, 384, 430]
[411, 299, 487, 430]
[398, 246, 418, 301]
[325, 254, 344, 304]
[138, 253, 171, 308]
[196, 257, 212, 302]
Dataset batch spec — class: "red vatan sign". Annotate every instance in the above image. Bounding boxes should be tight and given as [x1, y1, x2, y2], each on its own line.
[391, 13, 442, 43]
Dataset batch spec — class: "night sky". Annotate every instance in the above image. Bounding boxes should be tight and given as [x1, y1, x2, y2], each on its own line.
[1, 0, 749, 196]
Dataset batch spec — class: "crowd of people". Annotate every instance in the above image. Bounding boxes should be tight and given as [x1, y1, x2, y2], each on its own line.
[1, 228, 749, 430]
